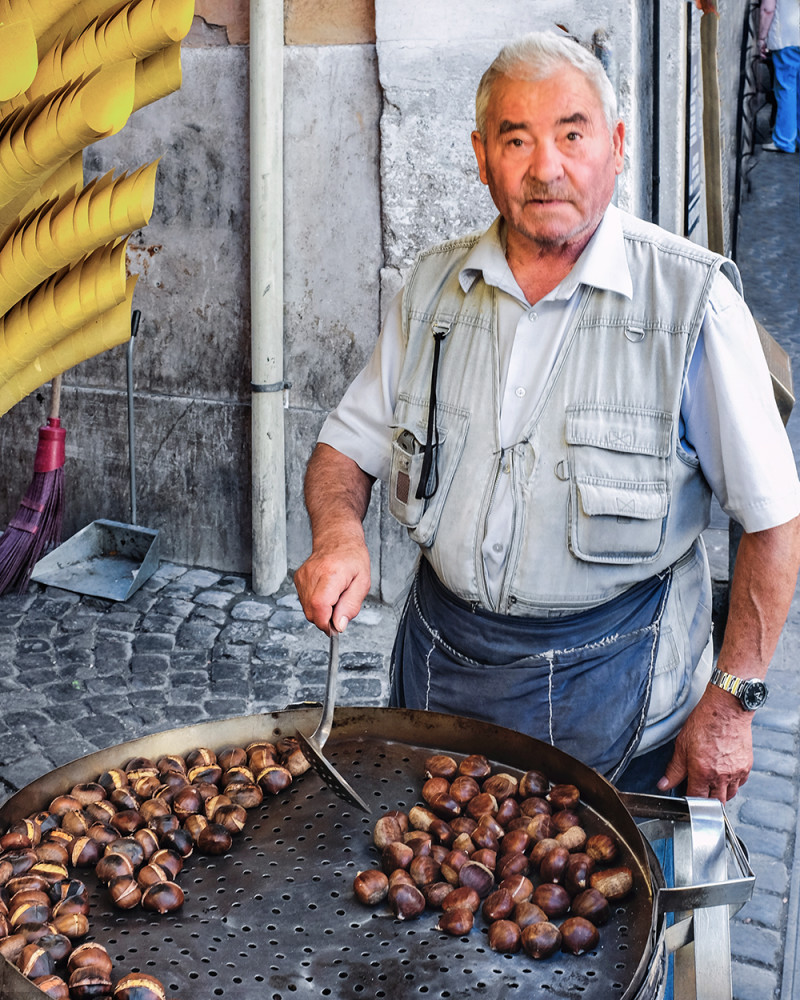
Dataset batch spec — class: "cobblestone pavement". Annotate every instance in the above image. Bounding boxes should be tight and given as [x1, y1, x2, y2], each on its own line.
[0, 150, 798, 1000]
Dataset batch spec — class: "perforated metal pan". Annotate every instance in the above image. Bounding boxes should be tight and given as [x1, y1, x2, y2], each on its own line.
[0, 707, 711, 1000]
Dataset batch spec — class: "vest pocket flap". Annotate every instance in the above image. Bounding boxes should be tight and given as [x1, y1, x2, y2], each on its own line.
[577, 478, 668, 520]
[566, 405, 672, 457]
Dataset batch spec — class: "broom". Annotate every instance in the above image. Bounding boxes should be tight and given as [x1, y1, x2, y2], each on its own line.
[0, 374, 66, 595]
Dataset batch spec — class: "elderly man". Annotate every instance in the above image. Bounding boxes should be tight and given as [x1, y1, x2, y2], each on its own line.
[295, 32, 800, 802]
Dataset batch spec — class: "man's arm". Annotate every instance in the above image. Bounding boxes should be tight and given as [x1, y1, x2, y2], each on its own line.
[294, 443, 376, 634]
[659, 514, 800, 801]
[758, 0, 776, 57]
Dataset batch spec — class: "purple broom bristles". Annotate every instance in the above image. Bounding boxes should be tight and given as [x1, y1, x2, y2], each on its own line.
[0, 416, 66, 595]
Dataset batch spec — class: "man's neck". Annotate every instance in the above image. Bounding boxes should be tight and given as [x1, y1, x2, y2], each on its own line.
[503, 226, 595, 306]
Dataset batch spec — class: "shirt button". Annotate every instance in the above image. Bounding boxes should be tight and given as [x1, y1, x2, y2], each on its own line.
[493, 543, 503, 553]
[515, 386, 526, 398]
[528, 310, 538, 322]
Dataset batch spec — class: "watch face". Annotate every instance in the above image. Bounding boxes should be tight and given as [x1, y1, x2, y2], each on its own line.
[741, 680, 768, 710]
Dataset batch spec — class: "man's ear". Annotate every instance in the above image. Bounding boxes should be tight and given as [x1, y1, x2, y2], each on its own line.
[613, 120, 625, 175]
[471, 130, 489, 185]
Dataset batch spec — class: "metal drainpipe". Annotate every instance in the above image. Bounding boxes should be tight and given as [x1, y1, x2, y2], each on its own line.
[250, 0, 287, 594]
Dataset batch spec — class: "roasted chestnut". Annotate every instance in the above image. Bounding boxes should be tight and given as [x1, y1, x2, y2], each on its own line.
[449, 775, 480, 805]
[18, 943, 54, 978]
[538, 845, 570, 884]
[518, 770, 549, 798]
[149, 849, 183, 879]
[532, 883, 571, 918]
[31, 974, 69, 1000]
[457, 754, 491, 780]
[482, 772, 518, 801]
[590, 865, 634, 900]
[422, 881, 454, 908]
[68, 941, 113, 977]
[548, 784, 580, 811]
[141, 881, 184, 914]
[387, 882, 426, 920]
[498, 873, 533, 904]
[560, 915, 600, 954]
[481, 886, 514, 922]
[521, 921, 562, 959]
[382, 841, 414, 874]
[424, 754, 458, 780]
[256, 764, 293, 795]
[441, 886, 480, 914]
[570, 887, 611, 926]
[373, 815, 404, 849]
[68, 966, 113, 998]
[197, 823, 233, 856]
[436, 906, 473, 935]
[457, 860, 494, 898]
[512, 900, 548, 929]
[36, 932, 72, 963]
[109, 876, 142, 910]
[224, 782, 263, 810]
[95, 854, 135, 885]
[585, 833, 619, 864]
[487, 919, 522, 953]
[353, 869, 389, 905]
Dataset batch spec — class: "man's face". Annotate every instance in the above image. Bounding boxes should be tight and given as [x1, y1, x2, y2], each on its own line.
[471, 67, 624, 255]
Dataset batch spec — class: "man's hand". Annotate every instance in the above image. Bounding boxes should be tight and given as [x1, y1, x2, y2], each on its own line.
[294, 443, 376, 633]
[295, 533, 371, 633]
[658, 688, 754, 802]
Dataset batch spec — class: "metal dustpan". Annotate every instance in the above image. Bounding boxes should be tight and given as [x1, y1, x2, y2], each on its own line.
[31, 311, 160, 601]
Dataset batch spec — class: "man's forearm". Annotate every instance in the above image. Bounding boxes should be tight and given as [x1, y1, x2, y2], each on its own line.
[716, 515, 800, 681]
[295, 443, 376, 632]
[304, 443, 375, 545]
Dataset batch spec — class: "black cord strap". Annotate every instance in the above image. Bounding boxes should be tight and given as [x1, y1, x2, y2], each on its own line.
[416, 320, 451, 500]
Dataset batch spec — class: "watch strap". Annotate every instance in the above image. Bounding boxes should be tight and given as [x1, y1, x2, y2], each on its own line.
[709, 667, 747, 698]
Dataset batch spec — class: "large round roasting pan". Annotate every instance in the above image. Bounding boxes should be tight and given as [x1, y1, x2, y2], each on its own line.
[0, 707, 684, 999]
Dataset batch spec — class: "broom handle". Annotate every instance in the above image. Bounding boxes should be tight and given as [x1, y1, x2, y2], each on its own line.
[49, 374, 63, 422]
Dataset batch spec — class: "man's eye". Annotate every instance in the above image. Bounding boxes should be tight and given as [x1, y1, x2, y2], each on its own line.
[566, 131, 581, 141]
[508, 137, 524, 147]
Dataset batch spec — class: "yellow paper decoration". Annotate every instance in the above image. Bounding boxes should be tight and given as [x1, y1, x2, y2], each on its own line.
[24, 0, 193, 108]
[0, 0, 77, 51]
[0, 239, 128, 383]
[0, 161, 157, 315]
[0, 275, 137, 418]
[133, 41, 182, 112]
[0, 0, 194, 410]
[0, 62, 136, 232]
[0, 20, 39, 102]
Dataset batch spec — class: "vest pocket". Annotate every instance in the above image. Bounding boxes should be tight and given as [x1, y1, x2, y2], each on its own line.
[389, 396, 469, 547]
[566, 404, 671, 564]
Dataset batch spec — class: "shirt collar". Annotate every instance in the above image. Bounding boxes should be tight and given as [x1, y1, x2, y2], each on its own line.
[459, 203, 633, 303]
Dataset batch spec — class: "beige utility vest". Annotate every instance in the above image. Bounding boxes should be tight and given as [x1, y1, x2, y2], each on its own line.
[387, 213, 742, 721]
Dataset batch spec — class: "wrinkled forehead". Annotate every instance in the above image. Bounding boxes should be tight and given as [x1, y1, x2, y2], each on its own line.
[486, 68, 609, 130]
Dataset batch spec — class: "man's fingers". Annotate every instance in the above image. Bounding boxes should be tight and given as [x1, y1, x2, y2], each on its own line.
[657, 747, 687, 793]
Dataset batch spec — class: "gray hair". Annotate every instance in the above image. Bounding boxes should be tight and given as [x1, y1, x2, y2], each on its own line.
[475, 32, 619, 140]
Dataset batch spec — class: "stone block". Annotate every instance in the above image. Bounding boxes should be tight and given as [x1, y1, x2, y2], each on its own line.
[730, 959, 779, 1000]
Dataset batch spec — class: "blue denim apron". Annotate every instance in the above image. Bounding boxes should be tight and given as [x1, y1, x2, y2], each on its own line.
[389, 558, 672, 780]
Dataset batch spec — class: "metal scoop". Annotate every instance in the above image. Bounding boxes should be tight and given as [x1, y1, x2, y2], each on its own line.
[296, 627, 372, 813]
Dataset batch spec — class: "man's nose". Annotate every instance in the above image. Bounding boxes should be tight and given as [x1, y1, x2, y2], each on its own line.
[527, 140, 564, 183]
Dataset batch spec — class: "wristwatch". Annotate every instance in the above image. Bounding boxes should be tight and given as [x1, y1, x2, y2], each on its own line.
[709, 667, 769, 711]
